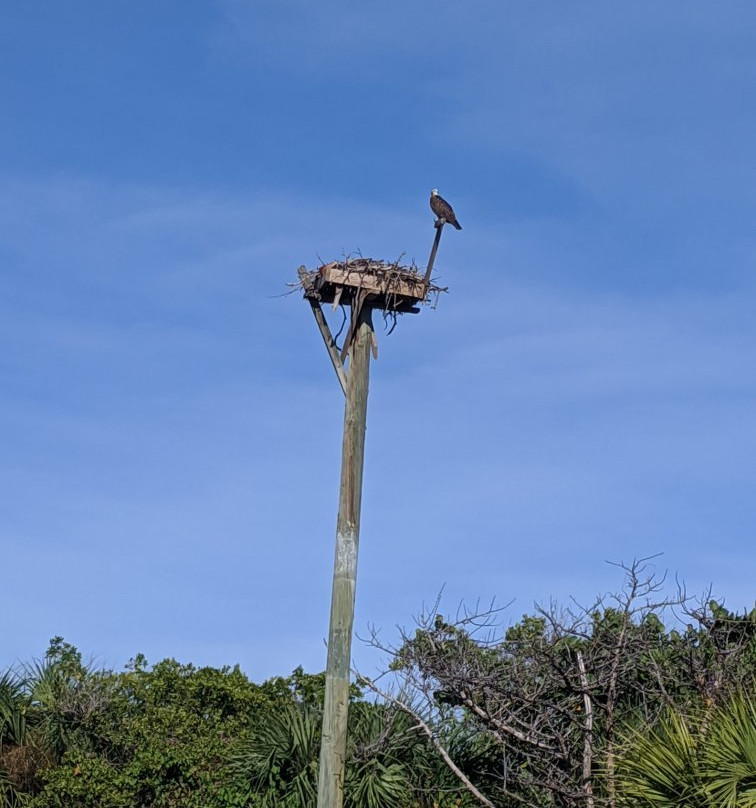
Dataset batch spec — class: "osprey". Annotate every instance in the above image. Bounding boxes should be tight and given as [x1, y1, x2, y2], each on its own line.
[430, 189, 462, 230]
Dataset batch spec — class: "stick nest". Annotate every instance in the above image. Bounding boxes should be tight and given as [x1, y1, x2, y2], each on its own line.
[295, 257, 447, 313]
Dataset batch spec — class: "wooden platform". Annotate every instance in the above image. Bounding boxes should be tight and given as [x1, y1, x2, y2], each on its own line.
[295, 258, 447, 386]
[304, 259, 437, 313]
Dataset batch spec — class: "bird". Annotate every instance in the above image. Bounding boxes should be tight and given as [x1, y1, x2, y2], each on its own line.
[429, 189, 462, 230]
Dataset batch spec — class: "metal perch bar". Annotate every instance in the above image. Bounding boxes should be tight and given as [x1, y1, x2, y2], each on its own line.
[423, 221, 445, 287]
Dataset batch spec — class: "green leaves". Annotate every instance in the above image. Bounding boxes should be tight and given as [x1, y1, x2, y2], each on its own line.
[232, 700, 426, 808]
[703, 698, 756, 808]
[1, 588, 751, 808]
[0, 672, 28, 747]
[346, 759, 407, 808]
[617, 711, 704, 808]
[617, 697, 756, 808]
[233, 704, 320, 806]
[1, 642, 456, 808]
[0, 645, 276, 807]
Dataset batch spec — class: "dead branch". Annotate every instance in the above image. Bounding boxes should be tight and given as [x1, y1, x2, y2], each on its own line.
[358, 674, 497, 808]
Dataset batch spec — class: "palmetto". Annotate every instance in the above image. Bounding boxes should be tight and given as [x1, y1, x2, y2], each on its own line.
[617, 696, 756, 808]
[0, 641, 111, 808]
[232, 701, 426, 808]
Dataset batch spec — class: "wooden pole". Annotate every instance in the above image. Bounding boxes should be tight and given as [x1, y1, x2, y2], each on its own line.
[317, 305, 373, 808]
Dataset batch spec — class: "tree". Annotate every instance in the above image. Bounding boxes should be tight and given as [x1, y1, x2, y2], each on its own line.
[367, 559, 756, 808]
[27, 653, 272, 808]
[1, 646, 461, 807]
[2, 570, 752, 808]
[0, 637, 111, 807]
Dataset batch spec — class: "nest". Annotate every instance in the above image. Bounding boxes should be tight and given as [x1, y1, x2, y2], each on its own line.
[296, 257, 446, 313]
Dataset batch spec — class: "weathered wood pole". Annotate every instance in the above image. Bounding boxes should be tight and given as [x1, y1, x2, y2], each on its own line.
[317, 305, 374, 808]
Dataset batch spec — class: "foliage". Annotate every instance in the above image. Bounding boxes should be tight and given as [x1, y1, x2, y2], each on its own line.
[233, 703, 320, 807]
[0, 640, 282, 807]
[704, 697, 756, 808]
[232, 696, 446, 808]
[0, 573, 753, 808]
[0, 644, 457, 807]
[381, 560, 756, 808]
[26, 652, 274, 808]
[617, 697, 756, 808]
[616, 710, 704, 808]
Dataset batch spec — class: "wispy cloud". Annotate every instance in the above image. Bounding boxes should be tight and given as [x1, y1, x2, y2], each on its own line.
[1, 142, 754, 676]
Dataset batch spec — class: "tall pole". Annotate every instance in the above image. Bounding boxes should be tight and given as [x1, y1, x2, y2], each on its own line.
[317, 305, 373, 808]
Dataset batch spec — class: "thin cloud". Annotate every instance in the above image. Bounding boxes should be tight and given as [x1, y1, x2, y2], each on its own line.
[1, 170, 754, 676]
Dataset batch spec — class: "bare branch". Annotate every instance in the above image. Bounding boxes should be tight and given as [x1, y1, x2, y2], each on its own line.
[357, 674, 498, 808]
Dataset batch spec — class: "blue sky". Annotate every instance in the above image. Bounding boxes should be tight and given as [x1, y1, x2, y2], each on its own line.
[2, 2, 754, 680]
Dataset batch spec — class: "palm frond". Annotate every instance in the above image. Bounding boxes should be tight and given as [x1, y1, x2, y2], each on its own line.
[616, 710, 705, 808]
[703, 697, 756, 808]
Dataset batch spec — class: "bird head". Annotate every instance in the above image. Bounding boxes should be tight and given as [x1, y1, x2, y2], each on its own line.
[430, 189, 438, 196]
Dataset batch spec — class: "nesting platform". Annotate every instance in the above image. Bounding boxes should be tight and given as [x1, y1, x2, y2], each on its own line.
[295, 258, 447, 391]
[300, 258, 444, 313]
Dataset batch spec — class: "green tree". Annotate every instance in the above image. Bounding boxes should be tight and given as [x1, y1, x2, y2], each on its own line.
[28, 654, 271, 808]
[0, 637, 108, 807]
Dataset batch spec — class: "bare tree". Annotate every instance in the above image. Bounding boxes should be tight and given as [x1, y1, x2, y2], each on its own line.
[362, 558, 754, 808]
